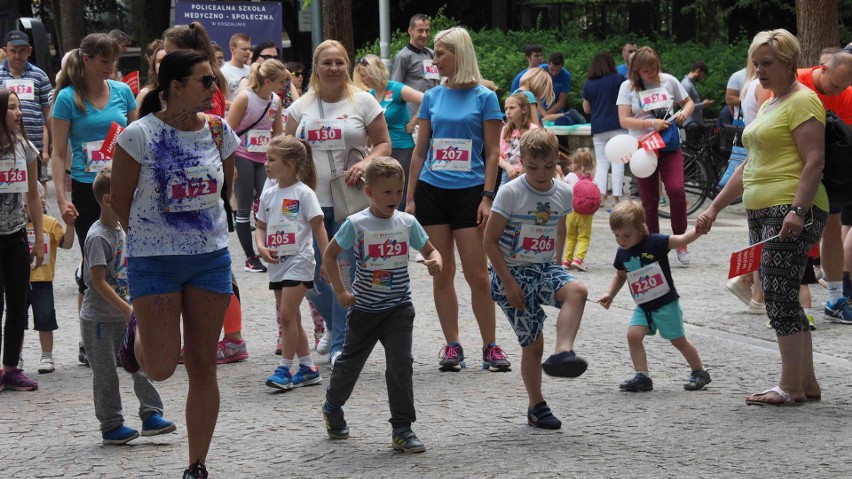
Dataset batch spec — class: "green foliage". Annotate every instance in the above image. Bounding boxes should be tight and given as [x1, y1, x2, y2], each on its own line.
[357, 8, 750, 118]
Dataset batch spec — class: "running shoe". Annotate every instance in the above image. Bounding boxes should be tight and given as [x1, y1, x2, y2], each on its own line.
[119, 313, 140, 373]
[292, 364, 322, 387]
[315, 333, 330, 354]
[542, 350, 588, 378]
[182, 462, 209, 479]
[482, 344, 511, 372]
[1, 368, 38, 391]
[216, 338, 249, 364]
[747, 300, 766, 315]
[391, 427, 426, 453]
[102, 424, 139, 445]
[141, 413, 177, 436]
[619, 373, 653, 392]
[571, 258, 589, 272]
[265, 365, 293, 390]
[244, 256, 267, 273]
[676, 246, 691, 265]
[527, 401, 561, 430]
[322, 401, 350, 439]
[78, 341, 89, 367]
[561, 260, 571, 270]
[330, 350, 342, 368]
[807, 314, 817, 331]
[38, 357, 55, 374]
[825, 297, 852, 324]
[438, 343, 464, 372]
[725, 276, 752, 306]
[683, 368, 712, 391]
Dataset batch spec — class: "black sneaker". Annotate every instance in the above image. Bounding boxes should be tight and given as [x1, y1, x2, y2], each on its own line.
[391, 427, 426, 453]
[542, 350, 588, 378]
[322, 401, 350, 439]
[182, 462, 208, 479]
[527, 401, 561, 430]
[438, 343, 465, 372]
[482, 344, 511, 372]
[244, 256, 267, 273]
[620, 373, 653, 392]
[683, 368, 711, 391]
[78, 341, 90, 367]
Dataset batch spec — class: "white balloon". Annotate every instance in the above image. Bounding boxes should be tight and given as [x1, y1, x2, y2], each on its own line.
[604, 134, 640, 164]
[630, 149, 658, 179]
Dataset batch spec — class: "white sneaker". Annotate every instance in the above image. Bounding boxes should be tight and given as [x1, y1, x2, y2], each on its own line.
[330, 350, 342, 368]
[676, 246, 691, 265]
[38, 357, 55, 374]
[747, 299, 766, 315]
[316, 334, 330, 355]
[725, 277, 752, 306]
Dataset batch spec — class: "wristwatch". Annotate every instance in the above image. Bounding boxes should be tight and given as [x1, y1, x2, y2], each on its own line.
[481, 190, 496, 200]
[791, 206, 807, 218]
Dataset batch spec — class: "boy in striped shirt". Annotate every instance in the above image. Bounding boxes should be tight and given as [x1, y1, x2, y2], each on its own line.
[321, 157, 441, 453]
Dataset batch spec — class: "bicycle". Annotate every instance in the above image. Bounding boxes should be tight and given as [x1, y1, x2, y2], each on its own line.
[659, 125, 741, 219]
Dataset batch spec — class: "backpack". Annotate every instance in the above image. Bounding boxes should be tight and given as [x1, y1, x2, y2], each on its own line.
[572, 173, 601, 215]
[206, 114, 235, 232]
[823, 110, 852, 207]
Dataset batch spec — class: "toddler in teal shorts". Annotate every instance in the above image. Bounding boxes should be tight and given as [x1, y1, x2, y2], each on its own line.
[598, 200, 711, 392]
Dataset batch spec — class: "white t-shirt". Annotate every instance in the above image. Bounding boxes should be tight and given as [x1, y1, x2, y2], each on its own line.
[220, 62, 251, 101]
[727, 68, 747, 92]
[491, 175, 573, 266]
[616, 73, 688, 139]
[741, 78, 761, 125]
[117, 113, 240, 257]
[288, 90, 384, 207]
[256, 181, 323, 282]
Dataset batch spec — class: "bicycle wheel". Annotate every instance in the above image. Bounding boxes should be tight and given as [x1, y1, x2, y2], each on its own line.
[659, 153, 711, 219]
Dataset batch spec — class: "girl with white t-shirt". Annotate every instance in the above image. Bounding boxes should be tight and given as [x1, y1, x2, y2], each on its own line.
[284, 39, 391, 366]
[225, 59, 286, 273]
[256, 135, 328, 390]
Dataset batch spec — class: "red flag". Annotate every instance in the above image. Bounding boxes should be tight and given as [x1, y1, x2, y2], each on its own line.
[728, 242, 765, 279]
[638, 130, 665, 151]
[99, 122, 125, 158]
[122, 71, 140, 95]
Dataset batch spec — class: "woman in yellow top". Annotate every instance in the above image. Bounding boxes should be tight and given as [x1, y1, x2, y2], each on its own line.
[698, 29, 828, 406]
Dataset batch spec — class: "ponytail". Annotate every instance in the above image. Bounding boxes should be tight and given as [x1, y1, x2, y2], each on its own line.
[139, 85, 164, 117]
[266, 136, 317, 190]
[53, 34, 119, 114]
[296, 139, 317, 191]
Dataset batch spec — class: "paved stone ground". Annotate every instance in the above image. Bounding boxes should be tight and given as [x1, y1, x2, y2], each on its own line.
[2, 186, 851, 478]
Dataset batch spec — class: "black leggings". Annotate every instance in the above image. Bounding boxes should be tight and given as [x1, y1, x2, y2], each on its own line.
[0, 229, 31, 367]
[71, 180, 101, 257]
[234, 156, 267, 259]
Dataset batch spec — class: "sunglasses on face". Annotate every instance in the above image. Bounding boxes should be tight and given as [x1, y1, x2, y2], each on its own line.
[358, 57, 369, 66]
[290, 71, 303, 77]
[259, 54, 277, 60]
[183, 74, 217, 89]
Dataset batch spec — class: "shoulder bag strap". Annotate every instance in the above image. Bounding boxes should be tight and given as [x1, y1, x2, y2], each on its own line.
[235, 96, 272, 137]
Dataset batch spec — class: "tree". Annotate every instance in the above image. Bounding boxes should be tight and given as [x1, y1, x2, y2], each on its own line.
[796, 0, 839, 67]
[323, 0, 354, 58]
[53, 0, 86, 53]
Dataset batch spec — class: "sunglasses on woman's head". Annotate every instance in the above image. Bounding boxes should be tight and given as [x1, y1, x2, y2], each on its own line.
[358, 57, 369, 66]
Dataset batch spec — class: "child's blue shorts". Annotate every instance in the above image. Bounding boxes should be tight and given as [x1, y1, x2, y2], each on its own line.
[490, 262, 576, 347]
[629, 299, 685, 340]
[127, 248, 233, 301]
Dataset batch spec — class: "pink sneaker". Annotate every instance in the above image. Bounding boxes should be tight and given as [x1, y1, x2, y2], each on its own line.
[2, 368, 38, 391]
[571, 258, 589, 272]
[216, 338, 249, 364]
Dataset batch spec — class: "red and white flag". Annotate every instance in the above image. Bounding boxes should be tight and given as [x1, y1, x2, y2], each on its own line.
[638, 130, 665, 151]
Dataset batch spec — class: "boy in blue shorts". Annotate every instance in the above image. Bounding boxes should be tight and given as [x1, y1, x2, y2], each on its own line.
[321, 157, 442, 453]
[598, 200, 711, 392]
[484, 128, 590, 430]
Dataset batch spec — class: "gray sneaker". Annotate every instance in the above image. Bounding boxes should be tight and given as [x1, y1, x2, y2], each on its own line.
[392, 427, 426, 453]
[684, 368, 711, 391]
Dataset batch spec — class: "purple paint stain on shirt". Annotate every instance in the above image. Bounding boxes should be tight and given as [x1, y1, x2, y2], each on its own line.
[150, 128, 214, 231]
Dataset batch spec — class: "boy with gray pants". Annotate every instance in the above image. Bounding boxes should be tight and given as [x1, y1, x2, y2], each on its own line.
[81, 169, 176, 445]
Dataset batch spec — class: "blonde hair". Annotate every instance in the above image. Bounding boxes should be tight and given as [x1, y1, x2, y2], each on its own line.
[54, 34, 119, 113]
[748, 29, 800, 78]
[519, 68, 555, 107]
[229, 33, 250, 49]
[502, 93, 533, 143]
[569, 147, 596, 175]
[307, 40, 357, 101]
[609, 200, 649, 235]
[267, 135, 317, 191]
[433, 27, 482, 86]
[247, 59, 287, 92]
[93, 168, 112, 204]
[627, 46, 661, 91]
[353, 54, 389, 92]
[519, 128, 558, 162]
[365, 156, 405, 185]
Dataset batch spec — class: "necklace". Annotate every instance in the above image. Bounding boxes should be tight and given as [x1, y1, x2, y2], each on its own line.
[769, 80, 797, 105]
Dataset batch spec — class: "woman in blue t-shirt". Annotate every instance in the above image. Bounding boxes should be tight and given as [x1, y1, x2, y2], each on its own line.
[50, 33, 137, 250]
[583, 52, 627, 204]
[354, 54, 423, 211]
[406, 27, 511, 373]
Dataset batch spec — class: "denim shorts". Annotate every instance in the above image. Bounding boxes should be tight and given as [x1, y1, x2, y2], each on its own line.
[27, 281, 58, 331]
[127, 248, 233, 301]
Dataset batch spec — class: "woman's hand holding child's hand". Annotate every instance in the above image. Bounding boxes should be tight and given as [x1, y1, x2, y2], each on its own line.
[598, 294, 613, 309]
[423, 257, 442, 276]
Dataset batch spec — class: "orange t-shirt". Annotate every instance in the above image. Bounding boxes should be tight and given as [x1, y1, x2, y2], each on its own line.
[798, 67, 852, 125]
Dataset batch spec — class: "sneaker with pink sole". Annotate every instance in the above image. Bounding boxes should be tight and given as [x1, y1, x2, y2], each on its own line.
[216, 338, 249, 364]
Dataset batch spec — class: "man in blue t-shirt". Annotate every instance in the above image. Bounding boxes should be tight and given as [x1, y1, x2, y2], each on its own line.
[616, 42, 637, 76]
[509, 44, 544, 93]
[1, 30, 52, 182]
[541, 52, 572, 115]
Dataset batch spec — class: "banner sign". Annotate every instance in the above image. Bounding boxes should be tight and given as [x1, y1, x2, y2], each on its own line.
[175, 1, 283, 58]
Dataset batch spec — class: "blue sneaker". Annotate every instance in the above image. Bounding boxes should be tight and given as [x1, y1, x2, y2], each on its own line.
[102, 424, 139, 445]
[322, 401, 349, 439]
[620, 373, 653, 392]
[265, 365, 293, 390]
[292, 364, 322, 388]
[141, 413, 177, 437]
[824, 297, 852, 324]
[527, 401, 561, 430]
